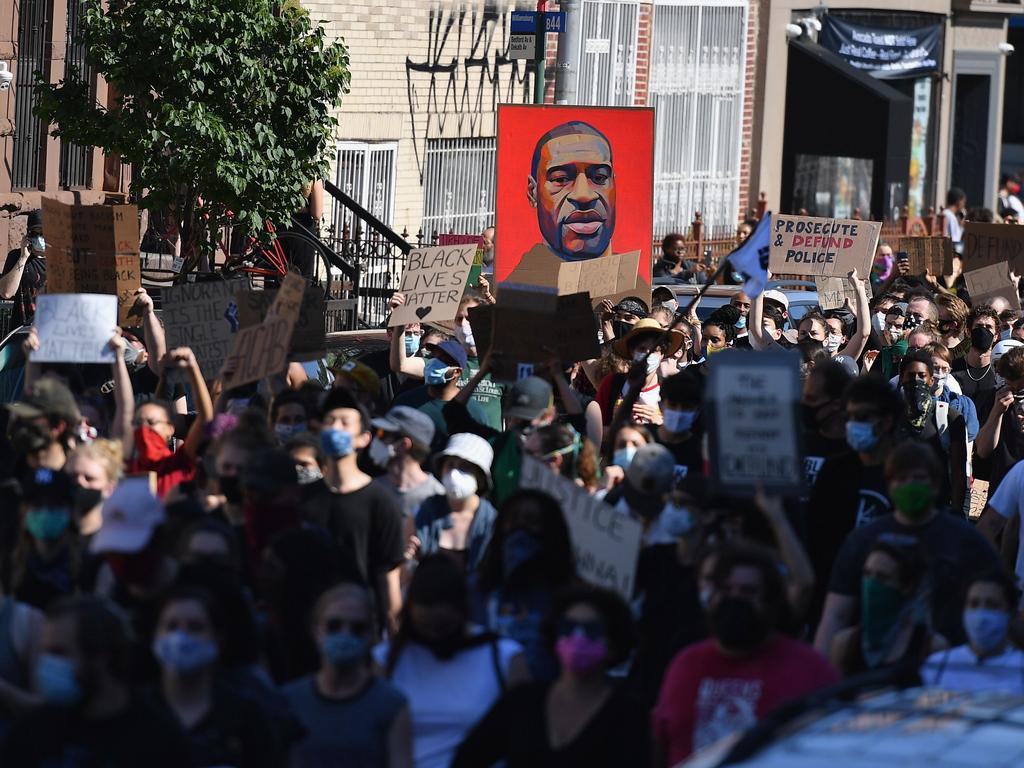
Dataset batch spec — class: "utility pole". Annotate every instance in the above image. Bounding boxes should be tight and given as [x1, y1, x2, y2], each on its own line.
[554, 0, 581, 104]
[533, 0, 547, 104]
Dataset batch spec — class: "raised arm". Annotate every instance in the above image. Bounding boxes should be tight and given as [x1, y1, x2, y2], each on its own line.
[976, 387, 1013, 459]
[132, 289, 165, 377]
[756, 488, 815, 621]
[387, 293, 426, 379]
[843, 269, 871, 360]
[108, 330, 135, 457]
[20, 327, 40, 392]
[0, 240, 30, 300]
[165, 347, 213, 461]
[747, 290, 781, 352]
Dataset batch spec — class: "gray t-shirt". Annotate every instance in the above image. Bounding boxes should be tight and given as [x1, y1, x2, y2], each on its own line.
[282, 675, 406, 768]
[374, 474, 445, 519]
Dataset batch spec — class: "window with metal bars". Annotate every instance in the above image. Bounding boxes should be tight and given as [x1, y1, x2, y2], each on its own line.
[12, 0, 49, 190]
[332, 141, 398, 238]
[59, 0, 93, 189]
[421, 137, 496, 240]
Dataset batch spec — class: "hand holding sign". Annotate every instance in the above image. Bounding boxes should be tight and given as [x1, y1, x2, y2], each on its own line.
[388, 244, 478, 327]
[32, 294, 118, 364]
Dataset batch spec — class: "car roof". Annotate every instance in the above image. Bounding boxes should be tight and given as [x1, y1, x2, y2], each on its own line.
[681, 687, 1024, 768]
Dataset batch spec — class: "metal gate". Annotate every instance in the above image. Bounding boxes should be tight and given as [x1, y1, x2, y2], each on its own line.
[649, 0, 747, 236]
[421, 137, 496, 239]
[577, 0, 639, 106]
[332, 142, 398, 236]
[60, 0, 93, 189]
[12, 0, 48, 190]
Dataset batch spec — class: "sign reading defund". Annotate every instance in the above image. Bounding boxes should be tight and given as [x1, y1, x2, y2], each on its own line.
[520, 456, 642, 599]
[769, 214, 881, 277]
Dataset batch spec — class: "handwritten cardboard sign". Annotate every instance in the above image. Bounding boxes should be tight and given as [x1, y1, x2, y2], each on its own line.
[162, 279, 247, 380]
[437, 235, 486, 287]
[221, 272, 305, 389]
[899, 236, 954, 276]
[468, 288, 601, 382]
[32, 294, 117, 364]
[388, 244, 478, 327]
[704, 352, 803, 496]
[236, 281, 326, 361]
[769, 214, 881, 278]
[963, 261, 1022, 312]
[963, 223, 1024, 273]
[520, 455, 642, 598]
[42, 198, 141, 326]
[814, 275, 872, 311]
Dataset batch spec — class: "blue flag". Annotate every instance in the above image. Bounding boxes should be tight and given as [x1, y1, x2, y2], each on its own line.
[726, 212, 771, 298]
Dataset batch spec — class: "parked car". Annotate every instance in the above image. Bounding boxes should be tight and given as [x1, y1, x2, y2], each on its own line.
[680, 685, 1024, 768]
[660, 280, 820, 323]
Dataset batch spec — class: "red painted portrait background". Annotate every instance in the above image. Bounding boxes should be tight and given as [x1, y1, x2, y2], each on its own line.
[495, 105, 655, 286]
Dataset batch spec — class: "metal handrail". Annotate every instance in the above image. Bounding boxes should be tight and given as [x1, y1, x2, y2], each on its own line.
[323, 179, 412, 254]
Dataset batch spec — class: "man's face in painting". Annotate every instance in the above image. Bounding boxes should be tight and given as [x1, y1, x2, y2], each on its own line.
[528, 125, 617, 261]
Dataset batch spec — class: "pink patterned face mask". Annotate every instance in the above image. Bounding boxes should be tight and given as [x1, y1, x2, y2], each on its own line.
[555, 633, 609, 674]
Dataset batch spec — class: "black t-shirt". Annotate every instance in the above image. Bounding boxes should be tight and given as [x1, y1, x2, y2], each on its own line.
[990, 410, 1024, 495]
[827, 512, 998, 644]
[452, 682, 650, 768]
[2, 695, 193, 767]
[2, 249, 45, 327]
[802, 431, 850, 495]
[952, 359, 997, 424]
[655, 430, 704, 484]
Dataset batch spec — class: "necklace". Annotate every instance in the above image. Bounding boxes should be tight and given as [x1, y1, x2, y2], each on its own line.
[965, 363, 991, 382]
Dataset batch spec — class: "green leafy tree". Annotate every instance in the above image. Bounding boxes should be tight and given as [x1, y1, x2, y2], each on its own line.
[36, 0, 350, 263]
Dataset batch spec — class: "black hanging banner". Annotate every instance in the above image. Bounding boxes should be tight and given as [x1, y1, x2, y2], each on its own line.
[819, 16, 941, 79]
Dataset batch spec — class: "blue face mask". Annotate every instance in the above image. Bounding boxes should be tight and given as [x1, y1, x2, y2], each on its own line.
[29, 235, 46, 253]
[152, 631, 219, 675]
[502, 529, 543, 580]
[322, 631, 367, 668]
[424, 357, 454, 386]
[662, 409, 697, 434]
[25, 507, 70, 541]
[963, 608, 1009, 655]
[845, 420, 879, 453]
[320, 428, 353, 458]
[274, 421, 307, 441]
[735, 315, 747, 330]
[404, 334, 419, 357]
[612, 445, 636, 468]
[35, 653, 81, 705]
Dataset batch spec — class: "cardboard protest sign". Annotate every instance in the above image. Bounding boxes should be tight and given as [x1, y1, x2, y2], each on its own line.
[963, 223, 1024, 273]
[814, 275, 872, 311]
[900, 236, 954, 276]
[705, 352, 803, 496]
[520, 455, 642, 598]
[769, 214, 881, 278]
[32, 294, 117, 364]
[162, 280, 247, 380]
[221, 272, 305, 389]
[42, 198, 141, 326]
[496, 104, 654, 304]
[963, 261, 1022, 312]
[438, 234, 486, 286]
[387, 244, 478, 328]
[468, 288, 601, 382]
[236, 281, 327, 361]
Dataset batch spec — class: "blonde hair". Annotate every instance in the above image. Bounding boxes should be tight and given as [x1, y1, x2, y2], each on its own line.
[67, 440, 124, 484]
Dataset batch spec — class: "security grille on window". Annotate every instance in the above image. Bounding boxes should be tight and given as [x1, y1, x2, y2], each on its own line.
[12, 0, 48, 190]
[60, 0, 94, 189]
[649, 0, 747, 236]
[333, 142, 398, 238]
[421, 137, 496, 240]
[578, 0, 639, 107]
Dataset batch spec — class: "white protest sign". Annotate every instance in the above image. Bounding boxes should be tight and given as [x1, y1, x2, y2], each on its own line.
[388, 244, 478, 327]
[705, 352, 803, 496]
[33, 294, 117, 364]
[814, 275, 872, 311]
[770, 214, 881, 277]
[520, 456, 642, 598]
[162, 280, 247, 380]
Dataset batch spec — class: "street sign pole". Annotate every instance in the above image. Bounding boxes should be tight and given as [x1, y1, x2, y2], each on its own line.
[533, 0, 547, 105]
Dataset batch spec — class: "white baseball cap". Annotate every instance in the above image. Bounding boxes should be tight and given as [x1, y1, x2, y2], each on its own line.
[90, 479, 166, 555]
[993, 338, 1024, 364]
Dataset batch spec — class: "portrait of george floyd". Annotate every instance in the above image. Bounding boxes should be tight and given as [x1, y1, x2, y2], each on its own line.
[495, 105, 654, 305]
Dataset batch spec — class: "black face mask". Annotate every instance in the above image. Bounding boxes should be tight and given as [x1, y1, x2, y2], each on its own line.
[710, 597, 769, 653]
[801, 401, 830, 432]
[971, 326, 995, 351]
[73, 487, 103, 517]
[219, 475, 243, 506]
[612, 320, 634, 340]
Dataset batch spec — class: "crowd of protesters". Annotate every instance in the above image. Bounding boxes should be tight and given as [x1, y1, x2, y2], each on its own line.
[2, 193, 1024, 767]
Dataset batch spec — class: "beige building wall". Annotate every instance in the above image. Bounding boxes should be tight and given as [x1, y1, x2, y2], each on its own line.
[301, 1, 536, 237]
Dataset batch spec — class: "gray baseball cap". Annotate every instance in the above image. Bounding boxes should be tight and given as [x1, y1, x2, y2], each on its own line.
[504, 376, 553, 421]
[371, 405, 436, 450]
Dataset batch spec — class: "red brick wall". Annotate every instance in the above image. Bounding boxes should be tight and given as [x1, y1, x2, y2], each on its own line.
[738, 0, 759, 220]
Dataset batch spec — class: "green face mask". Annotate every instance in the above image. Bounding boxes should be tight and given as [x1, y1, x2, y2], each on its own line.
[861, 576, 906, 651]
[890, 481, 933, 521]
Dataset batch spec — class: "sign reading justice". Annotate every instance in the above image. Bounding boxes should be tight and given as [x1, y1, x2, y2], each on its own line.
[769, 214, 881, 278]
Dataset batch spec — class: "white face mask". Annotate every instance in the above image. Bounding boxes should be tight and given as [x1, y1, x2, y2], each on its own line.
[872, 312, 887, 333]
[368, 438, 396, 468]
[824, 333, 842, 354]
[442, 468, 478, 500]
[634, 350, 662, 375]
[456, 320, 476, 349]
[295, 465, 322, 486]
[660, 503, 696, 537]
[661, 299, 679, 314]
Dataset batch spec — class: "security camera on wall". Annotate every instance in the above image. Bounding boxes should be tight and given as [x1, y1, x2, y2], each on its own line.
[0, 63, 12, 91]
[999, 42, 1015, 56]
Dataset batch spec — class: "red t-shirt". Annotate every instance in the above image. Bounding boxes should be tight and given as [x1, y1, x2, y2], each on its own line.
[128, 427, 195, 499]
[653, 634, 838, 764]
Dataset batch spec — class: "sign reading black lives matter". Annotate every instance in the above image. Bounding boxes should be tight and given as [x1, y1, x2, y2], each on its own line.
[705, 352, 803, 497]
[388, 244, 479, 327]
